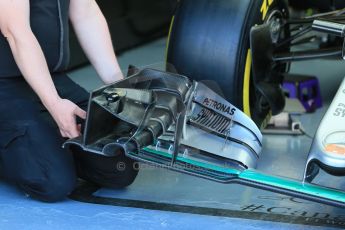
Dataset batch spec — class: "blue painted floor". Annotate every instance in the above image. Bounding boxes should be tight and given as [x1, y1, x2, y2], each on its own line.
[0, 182, 337, 230]
[1, 38, 345, 229]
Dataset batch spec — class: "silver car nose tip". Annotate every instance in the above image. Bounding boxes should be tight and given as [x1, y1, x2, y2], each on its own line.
[304, 78, 345, 182]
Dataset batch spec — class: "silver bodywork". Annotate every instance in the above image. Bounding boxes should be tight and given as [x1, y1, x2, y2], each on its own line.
[63, 69, 345, 208]
[305, 78, 345, 181]
[64, 69, 262, 169]
[163, 82, 261, 168]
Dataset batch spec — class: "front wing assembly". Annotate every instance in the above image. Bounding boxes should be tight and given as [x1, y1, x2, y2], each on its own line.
[64, 68, 345, 208]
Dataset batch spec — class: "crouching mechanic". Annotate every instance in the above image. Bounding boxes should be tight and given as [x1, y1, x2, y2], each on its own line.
[0, 0, 138, 202]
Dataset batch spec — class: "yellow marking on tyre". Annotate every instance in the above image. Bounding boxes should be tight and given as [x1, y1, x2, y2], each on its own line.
[261, 0, 275, 20]
[165, 16, 175, 64]
[243, 49, 252, 117]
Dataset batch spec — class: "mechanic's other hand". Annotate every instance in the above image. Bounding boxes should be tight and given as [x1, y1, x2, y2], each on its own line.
[47, 98, 87, 139]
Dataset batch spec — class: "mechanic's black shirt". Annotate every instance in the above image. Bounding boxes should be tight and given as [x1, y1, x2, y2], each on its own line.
[0, 0, 70, 77]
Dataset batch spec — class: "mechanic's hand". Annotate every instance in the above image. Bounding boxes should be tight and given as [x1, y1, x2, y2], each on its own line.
[47, 98, 87, 139]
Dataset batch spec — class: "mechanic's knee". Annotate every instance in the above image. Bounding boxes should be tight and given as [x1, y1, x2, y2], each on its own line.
[19, 174, 77, 203]
[19, 122, 77, 202]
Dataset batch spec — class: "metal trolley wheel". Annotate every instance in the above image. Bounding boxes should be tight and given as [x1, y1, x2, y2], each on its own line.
[166, 0, 289, 128]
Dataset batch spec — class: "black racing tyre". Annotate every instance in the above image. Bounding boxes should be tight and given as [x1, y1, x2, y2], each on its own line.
[166, 0, 289, 128]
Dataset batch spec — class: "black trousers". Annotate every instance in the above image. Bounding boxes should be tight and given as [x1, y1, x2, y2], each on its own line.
[0, 73, 138, 202]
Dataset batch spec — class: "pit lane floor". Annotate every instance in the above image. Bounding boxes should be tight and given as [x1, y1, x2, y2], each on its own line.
[0, 38, 344, 229]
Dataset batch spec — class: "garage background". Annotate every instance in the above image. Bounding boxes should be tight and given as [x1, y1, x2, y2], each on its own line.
[68, 0, 176, 68]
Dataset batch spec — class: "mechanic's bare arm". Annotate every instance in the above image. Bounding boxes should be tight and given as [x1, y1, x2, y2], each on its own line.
[0, 0, 86, 139]
[69, 0, 123, 84]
